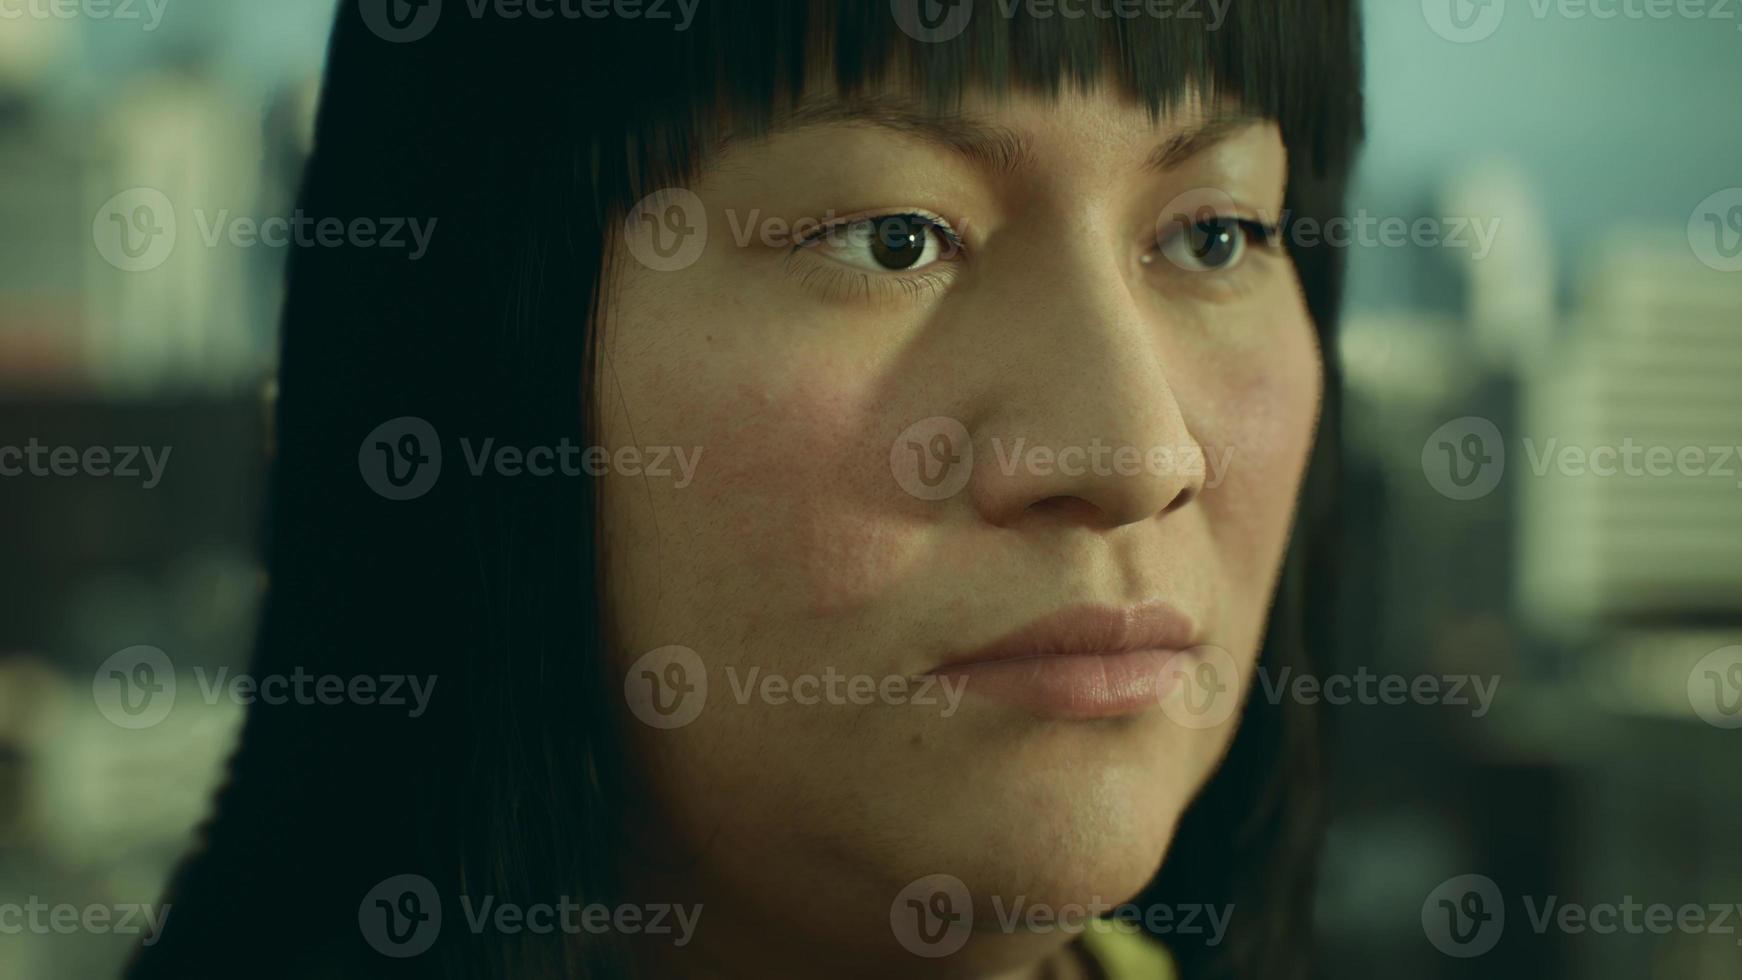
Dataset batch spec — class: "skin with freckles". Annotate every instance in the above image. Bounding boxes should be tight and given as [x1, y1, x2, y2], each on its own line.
[599, 82, 1321, 979]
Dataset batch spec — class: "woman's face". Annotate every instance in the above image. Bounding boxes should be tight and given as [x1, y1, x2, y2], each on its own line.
[599, 81, 1319, 975]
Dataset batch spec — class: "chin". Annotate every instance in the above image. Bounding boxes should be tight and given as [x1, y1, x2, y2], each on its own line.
[885, 814, 1183, 980]
[860, 707, 1237, 977]
[910, 763, 1193, 921]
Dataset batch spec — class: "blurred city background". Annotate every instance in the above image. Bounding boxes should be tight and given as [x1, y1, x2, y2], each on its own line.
[0, 2, 1739, 977]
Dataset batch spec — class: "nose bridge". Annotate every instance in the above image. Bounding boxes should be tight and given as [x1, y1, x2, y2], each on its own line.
[962, 225, 1205, 530]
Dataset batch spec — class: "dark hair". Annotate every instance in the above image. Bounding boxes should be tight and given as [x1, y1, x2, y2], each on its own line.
[126, 2, 1362, 978]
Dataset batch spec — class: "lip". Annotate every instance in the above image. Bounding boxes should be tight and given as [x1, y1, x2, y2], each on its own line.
[927, 602, 1204, 720]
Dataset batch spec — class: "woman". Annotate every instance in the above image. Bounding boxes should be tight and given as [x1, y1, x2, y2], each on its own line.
[126, 2, 1362, 977]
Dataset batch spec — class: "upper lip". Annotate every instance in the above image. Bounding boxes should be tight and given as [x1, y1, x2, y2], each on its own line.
[929, 601, 1200, 672]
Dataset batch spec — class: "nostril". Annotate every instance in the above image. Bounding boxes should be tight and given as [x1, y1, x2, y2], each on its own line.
[1163, 486, 1197, 514]
[1024, 495, 1103, 523]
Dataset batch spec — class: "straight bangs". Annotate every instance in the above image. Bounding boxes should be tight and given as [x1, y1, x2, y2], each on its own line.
[568, 1, 1364, 216]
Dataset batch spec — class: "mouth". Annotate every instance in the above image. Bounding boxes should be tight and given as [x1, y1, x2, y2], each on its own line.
[925, 601, 1206, 720]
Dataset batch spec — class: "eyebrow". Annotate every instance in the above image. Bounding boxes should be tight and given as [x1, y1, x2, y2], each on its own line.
[722, 96, 1265, 177]
[1142, 111, 1268, 172]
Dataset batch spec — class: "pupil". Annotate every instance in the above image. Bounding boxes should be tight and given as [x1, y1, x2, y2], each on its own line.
[1189, 220, 1237, 268]
[871, 216, 926, 270]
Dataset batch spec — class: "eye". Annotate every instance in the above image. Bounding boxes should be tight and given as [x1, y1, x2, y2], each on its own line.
[800, 212, 962, 273]
[1151, 213, 1275, 273]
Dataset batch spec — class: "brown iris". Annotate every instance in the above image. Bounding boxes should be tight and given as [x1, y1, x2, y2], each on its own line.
[870, 214, 929, 271]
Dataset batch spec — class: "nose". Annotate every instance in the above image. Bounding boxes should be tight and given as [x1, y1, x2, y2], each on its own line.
[962, 234, 1206, 531]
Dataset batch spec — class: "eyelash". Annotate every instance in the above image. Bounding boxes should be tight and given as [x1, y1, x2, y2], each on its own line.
[785, 262, 960, 304]
[780, 209, 1283, 305]
[785, 211, 967, 305]
[1152, 215, 1283, 260]
[1145, 214, 1285, 297]
[1233, 218, 1282, 249]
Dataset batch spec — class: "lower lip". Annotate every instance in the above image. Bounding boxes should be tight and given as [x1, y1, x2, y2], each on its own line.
[931, 648, 1198, 720]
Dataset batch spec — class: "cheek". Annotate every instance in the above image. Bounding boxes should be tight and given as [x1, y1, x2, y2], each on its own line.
[672, 362, 932, 622]
[1191, 309, 1321, 586]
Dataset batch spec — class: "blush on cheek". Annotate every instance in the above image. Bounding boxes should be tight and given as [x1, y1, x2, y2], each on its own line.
[1200, 329, 1320, 586]
[687, 372, 930, 621]
[1212, 314, 1321, 469]
[791, 508, 926, 620]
